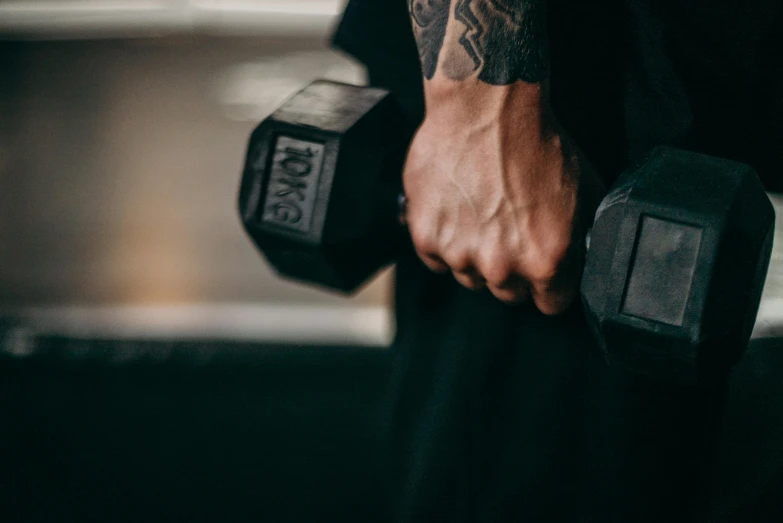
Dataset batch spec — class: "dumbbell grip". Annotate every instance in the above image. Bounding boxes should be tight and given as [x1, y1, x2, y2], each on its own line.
[397, 193, 409, 226]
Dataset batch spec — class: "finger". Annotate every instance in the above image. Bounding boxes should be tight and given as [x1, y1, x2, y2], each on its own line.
[474, 255, 528, 303]
[530, 284, 578, 315]
[408, 212, 451, 274]
[528, 264, 580, 315]
[453, 269, 486, 291]
[527, 242, 584, 315]
[487, 281, 530, 304]
[416, 249, 450, 273]
[443, 250, 484, 290]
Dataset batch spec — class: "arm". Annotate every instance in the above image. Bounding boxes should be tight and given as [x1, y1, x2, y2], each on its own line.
[404, 0, 604, 313]
[410, 0, 548, 84]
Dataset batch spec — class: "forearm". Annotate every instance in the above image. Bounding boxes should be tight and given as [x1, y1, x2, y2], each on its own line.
[408, 0, 549, 87]
[408, 0, 553, 142]
[403, 2, 602, 312]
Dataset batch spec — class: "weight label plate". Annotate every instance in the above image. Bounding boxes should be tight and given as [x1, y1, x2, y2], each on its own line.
[261, 136, 325, 234]
[621, 215, 703, 327]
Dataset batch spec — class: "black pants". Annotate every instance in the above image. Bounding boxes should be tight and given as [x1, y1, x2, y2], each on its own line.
[380, 245, 727, 522]
[334, 1, 783, 521]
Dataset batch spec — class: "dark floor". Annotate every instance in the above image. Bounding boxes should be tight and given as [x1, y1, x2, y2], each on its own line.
[0, 329, 392, 522]
[3, 330, 783, 522]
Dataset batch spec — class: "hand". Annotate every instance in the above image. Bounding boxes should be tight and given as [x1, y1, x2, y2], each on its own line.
[403, 81, 604, 314]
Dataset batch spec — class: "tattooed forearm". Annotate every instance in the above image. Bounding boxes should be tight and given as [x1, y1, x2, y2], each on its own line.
[454, 0, 549, 84]
[409, 0, 549, 85]
[409, 0, 451, 80]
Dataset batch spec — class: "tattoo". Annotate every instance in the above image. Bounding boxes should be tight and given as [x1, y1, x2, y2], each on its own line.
[409, 0, 452, 80]
[409, 0, 549, 85]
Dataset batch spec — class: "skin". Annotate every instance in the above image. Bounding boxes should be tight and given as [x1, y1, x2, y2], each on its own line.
[406, 0, 604, 314]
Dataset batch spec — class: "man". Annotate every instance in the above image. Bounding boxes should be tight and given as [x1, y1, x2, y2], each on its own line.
[333, 1, 782, 521]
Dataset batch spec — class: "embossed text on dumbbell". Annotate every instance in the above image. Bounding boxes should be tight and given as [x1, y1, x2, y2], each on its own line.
[261, 136, 325, 233]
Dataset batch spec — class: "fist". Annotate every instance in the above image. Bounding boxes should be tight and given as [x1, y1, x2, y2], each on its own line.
[402, 83, 604, 314]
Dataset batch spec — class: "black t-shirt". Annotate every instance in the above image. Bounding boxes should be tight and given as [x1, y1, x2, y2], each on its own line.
[333, 2, 783, 522]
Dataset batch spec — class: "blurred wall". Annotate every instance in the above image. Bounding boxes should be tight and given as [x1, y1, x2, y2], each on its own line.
[0, 1, 348, 40]
[0, 5, 394, 344]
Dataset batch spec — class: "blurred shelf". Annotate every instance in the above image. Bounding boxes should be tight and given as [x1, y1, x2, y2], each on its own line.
[0, 304, 393, 346]
[0, 0, 346, 39]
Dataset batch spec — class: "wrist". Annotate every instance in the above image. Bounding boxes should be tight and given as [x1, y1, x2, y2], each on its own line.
[423, 78, 555, 137]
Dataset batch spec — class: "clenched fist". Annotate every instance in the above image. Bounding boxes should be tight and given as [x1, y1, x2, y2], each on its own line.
[403, 80, 604, 315]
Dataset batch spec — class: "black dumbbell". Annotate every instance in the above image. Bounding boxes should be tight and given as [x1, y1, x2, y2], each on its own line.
[238, 80, 775, 383]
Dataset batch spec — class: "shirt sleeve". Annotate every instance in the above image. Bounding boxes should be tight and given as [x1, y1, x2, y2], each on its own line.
[331, 0, 425, 123]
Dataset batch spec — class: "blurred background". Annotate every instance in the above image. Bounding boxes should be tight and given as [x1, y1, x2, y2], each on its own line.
[3, 1, 783, 344]
[0, 3, 396, 522]
[0, 0, 394, 347]
[2, 2, 783, 522]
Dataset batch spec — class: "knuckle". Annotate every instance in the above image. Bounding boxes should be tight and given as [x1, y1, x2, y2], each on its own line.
[418, 253, 448, 273]
[535, 299, 567, 316]
[444, 252, 473, 274]
[489, 286, 527, 304]
[483, 263, 515, 288]
[454, 272, 483, 291]
[527, 262, 558, 286]
[476, 247, 515, 287]
[408, 221, 437, 255]
[532, 285, 578, 316]
[526, 241, 571, 284]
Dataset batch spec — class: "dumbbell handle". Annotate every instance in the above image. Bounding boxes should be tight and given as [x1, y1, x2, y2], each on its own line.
[397, 193, 409, 226]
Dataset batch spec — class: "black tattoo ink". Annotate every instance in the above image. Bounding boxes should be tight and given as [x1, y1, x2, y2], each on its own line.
[454, 0, 483, 72]
[453, 0, 549, 84]
[409, 0, 452, 80]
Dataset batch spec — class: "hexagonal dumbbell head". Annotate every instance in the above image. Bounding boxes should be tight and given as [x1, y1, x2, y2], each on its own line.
[582, 147, 775, 384]
[238, 80, 414, 292]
